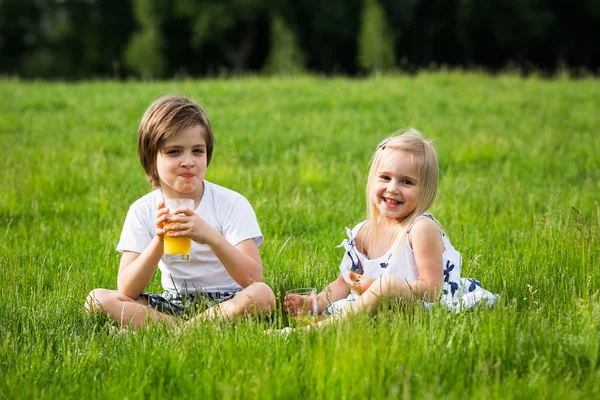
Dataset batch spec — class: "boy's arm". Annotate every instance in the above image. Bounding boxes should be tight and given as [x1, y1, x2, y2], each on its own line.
[117, 236, 163, 299]
[116, 201, 168, 299]
[163, 204, 263, 288]
[207, 235, 264, 287]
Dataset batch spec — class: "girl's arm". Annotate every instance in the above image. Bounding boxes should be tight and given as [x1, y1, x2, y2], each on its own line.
[404, 217, 445, 301]
[316, 274, 351, 313]
[346, 218, 443, 303]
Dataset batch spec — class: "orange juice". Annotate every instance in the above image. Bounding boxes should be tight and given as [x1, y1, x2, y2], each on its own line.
[163, 222, 191, 262]
[288, 315, 318, 328]
[285, 287, 318, 327]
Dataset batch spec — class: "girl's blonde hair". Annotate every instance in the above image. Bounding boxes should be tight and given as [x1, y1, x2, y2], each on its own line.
[359, 128, 439, 255]
[138, 95, 214, 189]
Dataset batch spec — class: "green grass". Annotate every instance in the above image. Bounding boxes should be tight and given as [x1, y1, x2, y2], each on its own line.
[1, 72, 599, 399]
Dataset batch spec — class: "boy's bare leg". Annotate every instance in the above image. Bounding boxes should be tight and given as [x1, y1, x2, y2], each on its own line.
[190, 282, 275, 323]
[85, 288, 175, 330]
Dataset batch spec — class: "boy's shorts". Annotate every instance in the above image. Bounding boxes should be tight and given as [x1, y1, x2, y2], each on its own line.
[140, 290, 237, 319]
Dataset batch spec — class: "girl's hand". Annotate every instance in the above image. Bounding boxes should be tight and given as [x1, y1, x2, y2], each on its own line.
[348, 271, 376, 295]
[162, 207, 217, 245]
[155, 201, 169, 241]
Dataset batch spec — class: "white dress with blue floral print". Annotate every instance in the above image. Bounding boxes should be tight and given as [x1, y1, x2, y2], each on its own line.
[327, 213, 499, 314]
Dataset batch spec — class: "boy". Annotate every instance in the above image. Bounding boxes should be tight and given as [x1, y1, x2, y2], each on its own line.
[86, 95, 275, 330]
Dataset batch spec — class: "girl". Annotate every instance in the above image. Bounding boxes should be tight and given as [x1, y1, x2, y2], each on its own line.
[85, 95, 275, 331]
[283, 129, 497, 331]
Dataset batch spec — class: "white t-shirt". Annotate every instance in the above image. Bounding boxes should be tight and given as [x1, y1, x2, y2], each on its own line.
[116, 181, 264, 294]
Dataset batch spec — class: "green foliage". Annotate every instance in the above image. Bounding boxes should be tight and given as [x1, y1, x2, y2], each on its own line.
[174, 0, 268, 72]
[264, 14, 306, 76]
[124, 27, 166, 79]
[0, 0, 133, 78]
[0, 74, 599, 397]
[124, 0, 168, 79]
[358, 0, 396, 74]
[131, 0, 170, 28]
[1, 0, 600, 78]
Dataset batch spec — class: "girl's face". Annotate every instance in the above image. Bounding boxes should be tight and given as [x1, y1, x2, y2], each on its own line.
[156, 124, 208, 199]
[371, 150, 420, 223]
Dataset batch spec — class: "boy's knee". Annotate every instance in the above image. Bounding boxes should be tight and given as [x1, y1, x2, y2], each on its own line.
[240, 282, 276, 311]
[250, 282, 276, 307]
[84, 288, 112, 313]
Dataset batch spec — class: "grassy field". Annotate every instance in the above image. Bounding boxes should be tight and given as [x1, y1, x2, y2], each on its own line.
[0, 72, 599, 399]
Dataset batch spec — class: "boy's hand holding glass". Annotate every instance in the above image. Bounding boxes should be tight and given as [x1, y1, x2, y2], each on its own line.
[162, 198, 194, 262]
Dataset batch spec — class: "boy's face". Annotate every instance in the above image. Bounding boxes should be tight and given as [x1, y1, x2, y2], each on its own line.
[156, 124, 208, 199]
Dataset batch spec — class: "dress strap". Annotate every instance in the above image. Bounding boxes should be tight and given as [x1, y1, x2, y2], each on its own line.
[406, 212, 435, 234]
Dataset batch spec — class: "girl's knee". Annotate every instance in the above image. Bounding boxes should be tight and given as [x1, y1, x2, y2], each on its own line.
[371, 276, 406, 296]
[380, 275, 403, 287]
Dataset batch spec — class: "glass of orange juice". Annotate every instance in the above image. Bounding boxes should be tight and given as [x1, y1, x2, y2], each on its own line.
[163, 198, 194, 262]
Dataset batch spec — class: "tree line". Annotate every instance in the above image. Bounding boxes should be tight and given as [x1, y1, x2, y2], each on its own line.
[1, 0, 599, 79]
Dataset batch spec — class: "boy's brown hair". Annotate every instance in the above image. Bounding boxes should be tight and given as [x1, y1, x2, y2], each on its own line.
[138, 95, 215, 189]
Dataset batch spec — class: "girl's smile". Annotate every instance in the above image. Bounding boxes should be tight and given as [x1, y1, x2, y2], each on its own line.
[383, 197, 402, 208]
[372, 150, 420, 221]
